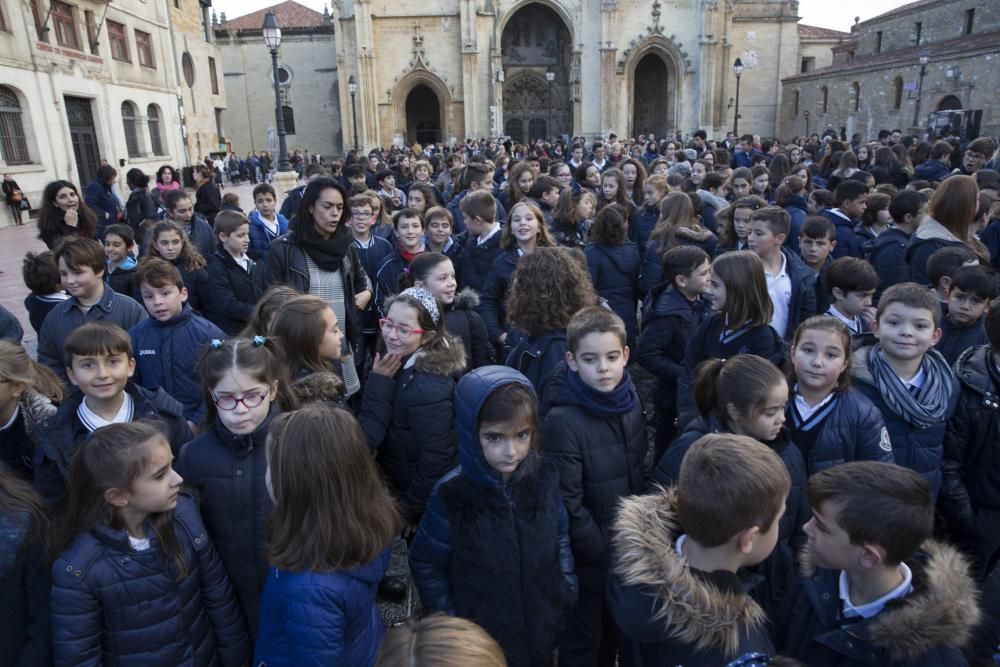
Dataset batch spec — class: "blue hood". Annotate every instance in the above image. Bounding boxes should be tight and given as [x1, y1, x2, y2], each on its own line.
[454, 365, 536, 488]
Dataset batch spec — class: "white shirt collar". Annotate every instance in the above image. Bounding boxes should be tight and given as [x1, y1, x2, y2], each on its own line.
[675, 534, 687, 556]
[764, 251, 788, 278]
[78, 393, 134, 432]
[839, 563, 913, 619]
[897, 365, 926, 390]
[478, 224, 501, 245]
[794, 390, 835, 421]
[827, 305, 862, 333]
[0, 404, 20, 431]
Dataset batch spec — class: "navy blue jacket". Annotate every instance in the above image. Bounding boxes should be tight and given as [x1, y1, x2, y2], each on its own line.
[446, 189, 507, 236]
[353, 236, 395, 333]
[782, 194, 809, 251]
[913, 159, 953, 183]
[478, 249, 520, 343]
[780, 246, 820, 341]
[642, 230, 718, 295]
[195, 182, 222, 227]
[24, 293, 68, 336]
[51, 495, 249, 666]
[456, 228, 503, 293]
[981, 218, 1000, 270]
[169, 259, 212, 317]
[106, 257, 138, 300]
[374, 249, 410, 317]
[586, 242, 642, 348]
[409, 366, 577, 667]
[508, 331, 569, 414]
[905, 229, 965, 287]
[84, 180, 119, 237]
[864, 226, 912, 299]
[278, 184, 305, 221]
[0, 510, 50, 667]
[0, 304, 23, 344]
[444, 288, 494, 370]
[254, 549, 391, 667]
[207, 248, 266, 335]
[129, 304, 223, 423]
[184, 213, 218, 261]
[936, 314, 987, 366]
[628, 204, 660, 259]
[247, 209, 289, 259]
[821, 209, 863, 259]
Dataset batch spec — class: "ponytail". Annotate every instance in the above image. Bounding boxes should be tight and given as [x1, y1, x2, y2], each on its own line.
[693, 358, 725, 416]
[397, 252, 451, 292]
[695, 354, 787, 428]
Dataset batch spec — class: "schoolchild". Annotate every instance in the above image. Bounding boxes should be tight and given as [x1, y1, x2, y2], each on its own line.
[676, 251, 785, 429]
[0, 465, 51, 666]
[347, 194, 395, 367]
[449, 162, 507, 234]
[775, 175, 809, 249]
[611, 433, 790, 665]
[927, 246, 980, 313]
[499, 161, 534, 213]
[0, 340, 62, 484]
[480, 201, 557, 354]
[585, 205, 642, 349]
[176, 336, 296, 639]
[148, 219, 213, 316]
[400, 252, 494, 370]
[629, 174, 669, 255]
[935, 265, 995, 365]
[456, 190, 504, 292]
[102, 223, 138, 298]
[643, 192, 717, 293]
[717, 195, 767, 254]
[33, 323, 193, 507]
[527, 174, 563, 229]
[808, 188, 834, 215]
[423, 205, 464, 267]
[942, 305, 1000, 579]
[240, 285, 299, 337]
[358, 288, 466, 524]
[21, 250, 69, 335]
[598, 168, 635, 219]
[161, 187, 216, 259]
[824, 257, 879, 345]
[409, 366, 578, 667]
[376, 168, 407, 213]
[407, 182, 441, 218]
[776, 462, 980, 665]
[865, 190, 926, 299]
[549, 188, 596, 250]
[254, 405, 400, 666]
[127, 258, 224, 426]
[377, 615, 508, 667]
[798, 216, 837, 274]
[850, 283, 960, 499]
[207, 210, 266, 335]
[269, 294, 347, 383]
[821, 180, 868, 259]
[747, 206, 818, 341]
[636, 246, 710, 459]
[51, 421, 249, 666]
[855, 192, 891, 247]
[542, 307, 645, 667]
[375, 208, 426, 315]
[37, 237, 147, 381]
[247, 183, 289, 259]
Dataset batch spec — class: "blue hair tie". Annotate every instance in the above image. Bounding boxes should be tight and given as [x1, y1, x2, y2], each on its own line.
[253, 335, 266, 346]
[210, 339, 223, 349]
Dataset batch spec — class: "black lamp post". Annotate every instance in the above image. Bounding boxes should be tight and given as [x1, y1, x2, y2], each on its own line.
[803, 109, 811, 138]
[732, 58, 743, 136]
[912, 48, 930, 131]
[545, 68, 555, 141]
[348, 75, 359, 151]
[262, 11, 290, 173]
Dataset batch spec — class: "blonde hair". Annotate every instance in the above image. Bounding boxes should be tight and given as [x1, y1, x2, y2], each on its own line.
[377, 615, 508, 667]
[0, 340, 65, 401]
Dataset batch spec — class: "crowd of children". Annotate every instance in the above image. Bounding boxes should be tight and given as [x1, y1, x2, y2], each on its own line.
[2, 129, 1000, 666]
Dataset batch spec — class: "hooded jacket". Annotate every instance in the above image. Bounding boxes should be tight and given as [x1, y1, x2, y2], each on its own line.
[445, 288, 494, 370]
[821, 208, 864, 259]
[864, 226, 912, 299]
[628, 203, 660, 258]
[904, 218, 967, 286]
[176, 412, 276, 638]
[643, 227, 718, 294]
[782, 194, 810, 250]
[609, 490, 774, 666]
[775, 541, 980, 666]
[913, 159, 953, 184]
[51, 495, 249, 667]
[129, 303, 225, 423]
[207, 247, 266, 335]
[358, 337, 466, 523]
[586, 242, 642, 346]
[409, 366, 577, 667]
[541, 363, 646, 590]
[635, 284, 706, 412]
[106, 256, 138, 299]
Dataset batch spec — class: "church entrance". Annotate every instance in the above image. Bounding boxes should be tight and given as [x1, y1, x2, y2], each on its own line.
[632, 53, 672, 139]
[405, 85, 441, 145]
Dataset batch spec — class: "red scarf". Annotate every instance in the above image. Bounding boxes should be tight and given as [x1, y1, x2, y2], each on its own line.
[398, 243, 424, 264]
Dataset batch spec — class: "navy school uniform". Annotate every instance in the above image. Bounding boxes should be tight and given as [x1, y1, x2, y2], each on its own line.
[642, 229, 718, 295]
[0, 392, 57, 485]
[353, 235, 395, 337]
[904, 219, 966, 287]
[935, 314, 988, 367]
[586, 242, 642, 349]
[782, 194, 809, 251]
[780, 247, 820, 341]
[0, 506, 50, 666]
[23, 292, 69, 336]
[170, 258, 213, 317]
[863, 225, 912, 300]
[207, 248, 267, 335]
[478, 249, 520, 347]
[445, 288, 495, 370]
[106, 257, 138, 299]
[374, 249, 414, 317]
[628, 204, 660, 258]
[456, 227, 503, 293]
[821, 208, 863, 259]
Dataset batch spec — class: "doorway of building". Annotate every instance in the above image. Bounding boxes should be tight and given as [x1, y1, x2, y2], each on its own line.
[405, 85, 441, 146]
[937, 95, 962, 112]
[64, 96, 101, 186]
[632, 53, 671, 138]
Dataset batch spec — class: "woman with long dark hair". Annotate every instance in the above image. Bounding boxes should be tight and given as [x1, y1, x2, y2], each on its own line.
[36, 180, 98, 249]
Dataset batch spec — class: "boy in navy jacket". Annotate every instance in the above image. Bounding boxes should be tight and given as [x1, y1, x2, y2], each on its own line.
[776, 461, 980, 665]
[935, 265, 994, 365]
[824, 257, 878, 347]
[865, 190, 925, 299]
[347, 194, 394, 370]
[207, 211, 266, 335]
[130, 258, 224, 425]
[247, 183, 289, 259]
[457, 190, 503, 293]
[821, 180, 868, 259]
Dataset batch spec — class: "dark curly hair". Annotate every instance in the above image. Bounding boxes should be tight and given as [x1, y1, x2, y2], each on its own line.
[589, 204, 628, 246]
[505, 247, 597, 337]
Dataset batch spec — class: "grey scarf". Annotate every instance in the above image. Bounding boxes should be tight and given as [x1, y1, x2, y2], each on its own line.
[866, 344, 953, 428]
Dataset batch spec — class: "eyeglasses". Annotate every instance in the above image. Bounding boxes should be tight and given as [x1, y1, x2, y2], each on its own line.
[965, 152, 986, 161]
[380, 318, 424, 339]
[212, 391, 269, 411]
[351, 210, 373, 218]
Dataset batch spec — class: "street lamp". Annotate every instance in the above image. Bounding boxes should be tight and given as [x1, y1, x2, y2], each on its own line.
[262, 11, 290, 173]
[803, 109, 811, 138]
[545, 68, 555, 141]
[347, 75, 359, 151]
[912, 48, 930, 131]
[732, 58, 744, 136]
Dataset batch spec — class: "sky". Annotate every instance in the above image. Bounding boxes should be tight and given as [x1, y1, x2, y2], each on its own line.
[213, 0, 914, 35]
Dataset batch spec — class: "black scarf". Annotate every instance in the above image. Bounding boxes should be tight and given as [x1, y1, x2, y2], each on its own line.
[566, 368, 640, 418]
[297, 225, 352, 272]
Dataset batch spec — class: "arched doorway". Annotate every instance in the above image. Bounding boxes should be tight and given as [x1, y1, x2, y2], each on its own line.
[405, 85, 441, 145]
[501, 3, 571, 141]
[632, 53, 671, 138]
[937, 95, 962, 111]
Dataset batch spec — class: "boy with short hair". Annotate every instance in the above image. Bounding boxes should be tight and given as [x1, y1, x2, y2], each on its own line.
[850, 283, 960, 498]
[636, 246, 710, 459]
[822, 180, 868, 259]
[935, 265, 996, 365]
[22, 250, 69, 335]
[130, 257, 224, 423]
[824, 257, 879, 341]
[375, 168, 407, 213]
[247, 183, 289, 258]
[778, 461, 980, 663]
[926, 245, 979, 304]
[102, 223, 138, 298]
[798, 216, 837, 273]
[207, 210, 266, 334]
[543, 306, 645, 667]
[747, 206, 818, 341]
[448, 163, 507, 234]
[610, 433, 790, 663]
[37, 237, 147, 381]
[866, 190, 926, 298]
[374, 208, 425, 315]
[32, 322, 193, 506]
[162, 188, 216, 258]
[348, 194, 394, 368]
[457, 190, 503, 292]
[527, 174, 562, 228]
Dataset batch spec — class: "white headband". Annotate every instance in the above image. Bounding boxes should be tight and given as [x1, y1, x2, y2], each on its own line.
[399, 287, 440, 325]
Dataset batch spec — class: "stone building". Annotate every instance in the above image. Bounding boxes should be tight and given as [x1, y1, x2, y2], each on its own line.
[213, 1, 342, 157]
[0, 0, 226, 214]
[778, 0, 1000, 141]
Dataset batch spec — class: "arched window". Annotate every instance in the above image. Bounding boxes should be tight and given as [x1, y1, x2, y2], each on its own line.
[281, 106, 296, 135]
[820, 86, 829, 114]
[121, 101, 140, 157]
[851, 82, 861, 112]
[0, 86, 30, 164]
[528, 118, 547, 142]
[892, 77, 903, 110]
[147, 104, 164, 155]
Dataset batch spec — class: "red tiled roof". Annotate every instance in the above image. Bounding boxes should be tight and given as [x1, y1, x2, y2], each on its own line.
[219, 0, 326, 31]
[797, 24, 852, 41]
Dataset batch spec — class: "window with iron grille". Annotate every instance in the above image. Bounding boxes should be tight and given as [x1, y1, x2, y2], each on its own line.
[0, 87, 31, 165]
[147, 104, 164, 155]
[51, 1, 80, 50]
[122, 101, 140, 157]
[135, 30, 154, 68]
[107, 20, 129, 61]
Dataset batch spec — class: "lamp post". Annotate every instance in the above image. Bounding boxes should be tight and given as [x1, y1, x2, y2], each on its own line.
[347, 75, 359, 151]
[803, 109, 810, 138]
[912, 48, 930, 132]
[545, 68, 555, 141]
[262, 11, 290, 173]
[732, 58, 744, 136]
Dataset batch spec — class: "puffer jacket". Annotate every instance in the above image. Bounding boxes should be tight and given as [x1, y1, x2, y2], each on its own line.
[444, 288, 494, 370]
[358, 338, 466, 524]
[905, 218, 967, 286]
[184, 213, 218, 261]
[541, 363, 646, 590]
[254, 549, 390, 667]
[628, 203, 660, 259]
[176, 412, 276, 638]
[129, 304, 225, 423]
[913, 158, 953, 184]
[586, 242, 642, 348]
[51, 495, 249, 666]
[0, 509, 50, 667]
[0, 391, 57, 484]
[478, 249, 521, 343]
[508, 331, 569, 414]
[409, 366, 577, 667]
[864, 226, 912, 299]
[782, 194, 809, 251]
[169, 258, 213, 317]
[821, 208, 863, 259]
[642, 227, 718, 294]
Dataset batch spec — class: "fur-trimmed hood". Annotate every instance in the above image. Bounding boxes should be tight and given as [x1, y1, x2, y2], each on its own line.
[675, 224, 717, 243]
[612, 488, 768, 657]
[450, 287, 480, 311]
[410, 334, 468, 377]
[799, 539, 981, 662]
[20, 390, 57, 434]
